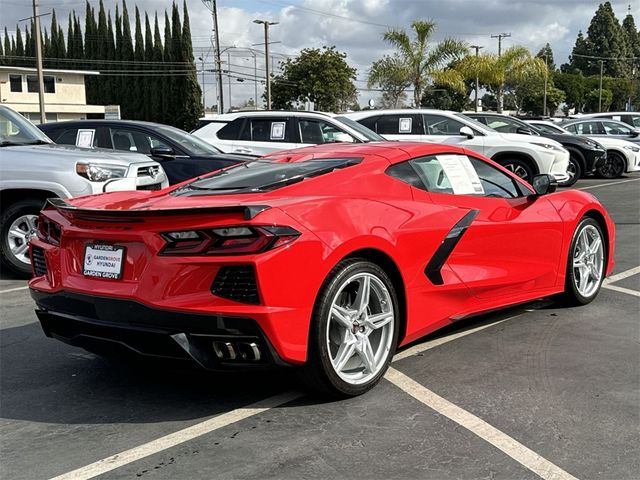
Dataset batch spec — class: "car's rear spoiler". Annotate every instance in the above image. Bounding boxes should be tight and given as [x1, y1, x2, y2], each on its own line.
[45, 198, 271, 221]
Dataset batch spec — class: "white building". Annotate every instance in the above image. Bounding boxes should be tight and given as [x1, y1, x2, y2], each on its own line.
[0, 66, 107, 123]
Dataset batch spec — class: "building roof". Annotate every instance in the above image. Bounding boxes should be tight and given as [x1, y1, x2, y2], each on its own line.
[0, 66, 100, 76]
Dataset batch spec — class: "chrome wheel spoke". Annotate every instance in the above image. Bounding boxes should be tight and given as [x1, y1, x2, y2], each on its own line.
[356, 337, 376, 374]
[572, 224, 604, 298]
[354, 275, 371, 317]
[365, 312, 393, 331]
[331, 305, 353, 330]
[333, 338, 356, 372]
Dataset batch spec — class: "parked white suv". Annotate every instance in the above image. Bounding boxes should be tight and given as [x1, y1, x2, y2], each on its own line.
[0, 105, 168, 276]
[343, 109, 570, 184]
[191, 111, 385, 156]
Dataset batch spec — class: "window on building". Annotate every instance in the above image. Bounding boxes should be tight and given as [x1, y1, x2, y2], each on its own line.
[26, 75, 55, 94]
[9, 75, 22, 92]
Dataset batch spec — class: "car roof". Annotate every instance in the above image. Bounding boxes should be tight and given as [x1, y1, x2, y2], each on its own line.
[198, 110, 338, 122]
[38, 119, 176, 130]
[343, 109, 458, 119]
[561, 118, 632, 126]
[578, 111, 639, 117]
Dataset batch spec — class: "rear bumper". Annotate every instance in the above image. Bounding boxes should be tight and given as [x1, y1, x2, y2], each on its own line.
[31, 289, 290, 370]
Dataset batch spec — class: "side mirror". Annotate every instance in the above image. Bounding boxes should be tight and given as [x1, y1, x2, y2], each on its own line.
[531, 174, 558, 195]
[516, 126, 534, 135]
[334, 132, 355, 143]
[631, 129, 640, 138]
[150, 146, 175, 157]
[459, 126, 474, 139]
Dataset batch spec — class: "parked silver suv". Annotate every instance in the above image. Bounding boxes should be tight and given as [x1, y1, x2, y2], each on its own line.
[0, 105, 168, 276]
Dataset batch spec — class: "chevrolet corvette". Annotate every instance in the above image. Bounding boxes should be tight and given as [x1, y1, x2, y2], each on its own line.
[29, 142, 615, 397]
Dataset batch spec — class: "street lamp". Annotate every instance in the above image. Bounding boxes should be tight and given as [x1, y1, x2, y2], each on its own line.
[253, 19, 278, 110]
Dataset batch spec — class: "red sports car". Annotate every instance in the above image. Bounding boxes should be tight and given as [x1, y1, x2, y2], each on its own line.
[29, 142, 615, 396]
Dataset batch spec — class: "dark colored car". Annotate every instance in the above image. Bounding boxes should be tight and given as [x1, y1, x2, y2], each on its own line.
[467, 113, 606, 186]
[39, 120, 252, 185]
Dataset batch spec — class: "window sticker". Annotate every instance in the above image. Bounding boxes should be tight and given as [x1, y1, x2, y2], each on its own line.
[399, 117, 413, 133]
[436, 154, 484, 195]
[270, 122, 286, 140]
[76, 129, 95, 148]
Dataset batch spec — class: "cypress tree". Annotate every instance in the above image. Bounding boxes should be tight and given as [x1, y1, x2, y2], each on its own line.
[25, 23, 34, 60]
[85, 3, 99, 102]
[49, 10, 60, 68]
[96, 1, 110, 104]
[586, 2, 631, 77]
[622, 13, 640, 58]
[181, 0, 203, 130]
[56, 25, 66, 61]
[67, 13, 75, 66]
[105, 11, 116, 105]
[144, 13, 154, 121]
[151, 12, 164, 123]
[4, 27, 12, 66]
[75, 15, 84, 60]
[170, 3, 183, 127]
[119, 0, 135, 118]
[43, 28, 50, 60]
[162, 10, 173, 125]
[115, 4, 123, 109]
[15, 26, 24, 58]
[132, 6, 144, 119]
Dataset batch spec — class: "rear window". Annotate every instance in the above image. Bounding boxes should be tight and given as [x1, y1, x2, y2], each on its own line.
[173, 158, 362, 196]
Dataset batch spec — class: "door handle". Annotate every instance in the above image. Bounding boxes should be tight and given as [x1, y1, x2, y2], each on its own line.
[234, 148, 253, 154]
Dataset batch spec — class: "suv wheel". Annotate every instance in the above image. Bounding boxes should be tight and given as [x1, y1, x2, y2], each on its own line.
[558, 155, 581, 187]
[499, 158, 533, 182]
[0, 199, 44, 277]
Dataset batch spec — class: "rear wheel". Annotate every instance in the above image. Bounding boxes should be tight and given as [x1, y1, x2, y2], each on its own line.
[597, 151, 626, 178]
[558, 155, 582, 187]
[498, 158, 534, 182]
[0, 199, 44, 277]
[559, 217, 606, 306]
[302, 259, 399, 397]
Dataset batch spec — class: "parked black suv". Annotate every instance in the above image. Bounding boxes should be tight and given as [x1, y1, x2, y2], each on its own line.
[39, 120, 253, 184]
[467, 113, 606, 186]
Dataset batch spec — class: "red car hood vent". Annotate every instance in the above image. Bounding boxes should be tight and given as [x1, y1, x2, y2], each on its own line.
[45, 197, 271, 221]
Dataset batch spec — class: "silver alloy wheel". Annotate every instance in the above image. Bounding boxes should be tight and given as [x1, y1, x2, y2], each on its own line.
[7, 214, 38, 265]
[566, 161, 577, 181]
[503, 163, 529, 180]
[326, 272, 395, 385]
[573, 224, 604, 298]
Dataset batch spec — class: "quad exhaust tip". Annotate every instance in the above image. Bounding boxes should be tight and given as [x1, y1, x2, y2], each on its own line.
[212, 341, 262, 362]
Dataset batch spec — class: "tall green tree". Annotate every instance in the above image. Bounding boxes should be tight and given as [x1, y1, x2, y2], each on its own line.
[170, 3, 184, 123]
[161, 10, 173, 125]
[382, 20, 468, 106]
[143, 13, 154, 121]
[152, 13, 165, 122]
[3, 27, 12, 65]
[179, 0, 203, 129]
[131, 6, 145, 119]
[536, 43, 555, 71]
[270, 46, 358, 111]
[585, 2, 630, 76]
[15, 25, 24, 58]
[367, 55, 411, 108]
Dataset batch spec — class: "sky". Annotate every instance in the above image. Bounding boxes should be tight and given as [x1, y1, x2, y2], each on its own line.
[2, 0, 638, 108]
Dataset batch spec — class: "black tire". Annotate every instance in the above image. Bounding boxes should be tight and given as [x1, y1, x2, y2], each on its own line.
[596, 151, 626, 179]
[497, 158, 534, 182]
[558, 154, 582, 187]
[558, 217, 606, 307]
[0, 198, 45, 278]
[301, 258, 400, 398]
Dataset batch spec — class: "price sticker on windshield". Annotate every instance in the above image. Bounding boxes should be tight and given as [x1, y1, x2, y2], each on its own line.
[436, 154, 484, 195]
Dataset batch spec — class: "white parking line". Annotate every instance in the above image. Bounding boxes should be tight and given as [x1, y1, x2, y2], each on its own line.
[48, 391, 302, 480]
[385, 368, 580, 480]
[603, 284, 640, 297]
[578, 178, 640, 190]
[0, 285, 29, 294]
[604, 266, 640, 285]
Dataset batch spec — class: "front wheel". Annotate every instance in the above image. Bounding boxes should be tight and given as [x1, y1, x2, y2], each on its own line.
[558, 155, 582, 187]
[0, 199, 44, 277]
[597, 151, 626, 178]
[559, 217, 606, 306]
[302, 259, 399, 397]
[498, 158, 534, 182]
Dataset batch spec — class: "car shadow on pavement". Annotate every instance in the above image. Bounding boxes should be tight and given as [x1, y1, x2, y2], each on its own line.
[0, 321, 300, 425]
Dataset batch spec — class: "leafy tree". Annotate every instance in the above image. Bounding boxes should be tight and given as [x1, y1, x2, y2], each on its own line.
[14, 25, 24, 58]
[536, 43, 555, 71]
[455, 46, 546, 113]
[584, 2, 630, 76]
[270, 46, 358, 111]
[622, 13, 640, 57]
[152, 13, 164, 122]
[585, 88, 613, 112]
[4, 27, 12, 65]
[131, 6, 145, 119]
[161, 10, 173, 125]
[178, 0, 203, 130]
[143, 13, 154, 121]
[367, 55, 411, 108]
[382, 20, 468, 106]
[553, 71, 587, 112]
[421, 83, 470, 111]
[563, 31, 593, 73]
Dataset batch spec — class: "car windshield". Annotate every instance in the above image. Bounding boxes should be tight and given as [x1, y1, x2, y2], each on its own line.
[155, 125, 222, 155]
[533, 122, 571, 135]
[173, 157, 362, 196]
[0, 106, 52, 146]
[453, 113, 493, 133]
[334, 116, 385, 142]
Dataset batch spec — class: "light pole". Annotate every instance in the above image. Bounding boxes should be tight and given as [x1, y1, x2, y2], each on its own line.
[201, 0, 223, 114]
[253, 19, 278, 110]
[470, 45, 483, 112]
[32, 0, 46, 123]
[198, 56, 206, 110]
[598, 59, 604, 112]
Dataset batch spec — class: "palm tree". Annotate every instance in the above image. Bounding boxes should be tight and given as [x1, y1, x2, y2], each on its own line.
[367, 55, 411, 108]
[456, 46, 547, 113]
[383, 20, 468, 107]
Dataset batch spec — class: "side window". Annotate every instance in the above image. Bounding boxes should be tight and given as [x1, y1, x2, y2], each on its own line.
[357, 116, 378, 131]
[299, 119, 354, 144]
[51, 128, 77, 145]
[247, 118, 291, 142]
[573, 121, 604, 135]
[485, 118, 520, 133]
[9, 75, 22, 92]
[388, 154, 527, 198]
[376, 114, 422, 135]
[217, 119, 244, 140]
[109, 128, 138, 152]
[423, 114, 465, 135]
[27, 75, 55, 93]
[602, 121, 632, 135]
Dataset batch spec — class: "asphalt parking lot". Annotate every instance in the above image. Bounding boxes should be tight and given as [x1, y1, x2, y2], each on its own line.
[1, 175, 639, 480]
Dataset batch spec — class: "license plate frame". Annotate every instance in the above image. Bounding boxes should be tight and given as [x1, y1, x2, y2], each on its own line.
[83, 243, 126, 280]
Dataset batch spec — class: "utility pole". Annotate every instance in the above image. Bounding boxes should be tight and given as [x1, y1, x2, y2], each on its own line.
[32, 0, 46, 123]
[201, 0, 223, 114]
[470, 45, 483, 112]
[543, 54, 548, 117]
[227, 51, 232, 110]
[198, 56, 206, 110]
[253, 19, 278, 110]
[491, 32, 511, 57]
[598, 59, 604, 112]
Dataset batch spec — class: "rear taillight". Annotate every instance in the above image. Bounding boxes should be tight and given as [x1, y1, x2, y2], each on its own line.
[159, 225, 300, 256]
[37, 216, 61, 246]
